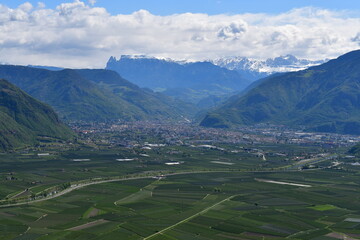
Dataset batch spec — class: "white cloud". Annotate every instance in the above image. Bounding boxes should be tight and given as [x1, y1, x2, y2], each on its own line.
[19, 2, 33, 12]
[0, 1, 359, 68]
[217, 21, 248, 39]
[88, 0, 96, 6]
[37, 2, 45, 9]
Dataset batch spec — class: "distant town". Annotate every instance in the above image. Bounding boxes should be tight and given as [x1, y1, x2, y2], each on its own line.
[70, 121, 360, 149]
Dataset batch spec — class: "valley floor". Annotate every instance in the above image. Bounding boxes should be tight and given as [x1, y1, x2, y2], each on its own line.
[0, 124, 359, 239]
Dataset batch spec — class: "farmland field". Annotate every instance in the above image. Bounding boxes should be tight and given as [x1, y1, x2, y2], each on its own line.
[0, 143, 359, 239]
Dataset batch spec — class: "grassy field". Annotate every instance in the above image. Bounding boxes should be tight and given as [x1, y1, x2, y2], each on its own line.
[0, 143, 359, 239]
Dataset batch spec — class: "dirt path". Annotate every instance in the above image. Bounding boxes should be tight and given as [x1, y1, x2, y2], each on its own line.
[114, 179, 159, 205]
[255, 178, 311, 187]
[9, 189, 30, 199]
[143, 195, 236, 240]
[35, 214, 47, 222]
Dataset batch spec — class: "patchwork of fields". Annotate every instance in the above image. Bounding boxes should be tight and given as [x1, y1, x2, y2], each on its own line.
[0, 144, 359, 239]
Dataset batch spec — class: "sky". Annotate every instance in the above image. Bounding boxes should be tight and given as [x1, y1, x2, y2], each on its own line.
[3, 0, 360, 16]
[0, 0, 359, 68]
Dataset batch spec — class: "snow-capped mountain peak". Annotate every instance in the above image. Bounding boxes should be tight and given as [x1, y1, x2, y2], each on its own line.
[108, 54, 327, 82]
[212, 55, 327, 80]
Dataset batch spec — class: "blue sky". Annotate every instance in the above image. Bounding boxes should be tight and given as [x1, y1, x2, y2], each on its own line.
[2, 0, 360, 15]
[0, 0, 359, 68]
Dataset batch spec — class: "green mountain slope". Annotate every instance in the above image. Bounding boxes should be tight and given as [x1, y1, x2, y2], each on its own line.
[0, 66, 197, 121]
[201, 50, 360, 134]
[76, 69, 199, 120]
[0, 79, 73, 150]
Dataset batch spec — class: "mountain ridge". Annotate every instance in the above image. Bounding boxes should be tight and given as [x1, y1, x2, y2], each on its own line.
[0, 78, 73, 150]
[0, 65, 197, 122]
[106, 55, 251, 107]
[212, 54, 326, 81]
[200, 50, 360, 134]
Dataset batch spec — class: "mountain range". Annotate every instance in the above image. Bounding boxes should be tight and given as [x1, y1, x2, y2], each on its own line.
[212, 55, 326, 81]
[0, 65, 196, 122]
[75, 69, 197, 120]
[106, 55, 251, 107]
[105, 55, 326, 107]
[0, 78, 72, 150]
[1, 50, 356, 137]
[201, 50, 360, 135]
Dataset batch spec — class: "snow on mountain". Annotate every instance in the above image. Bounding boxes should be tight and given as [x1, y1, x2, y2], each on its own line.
[212, 55, 327, 80]
[109, 55, 194, 64]
[108, 54, 327, 82]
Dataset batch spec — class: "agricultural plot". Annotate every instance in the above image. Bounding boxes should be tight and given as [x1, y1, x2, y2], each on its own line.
[0, 169, 358, 239]
[0, 144, 359, 239]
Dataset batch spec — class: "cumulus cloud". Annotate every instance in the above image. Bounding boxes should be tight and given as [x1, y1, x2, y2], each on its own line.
[19, 2, 33, 12]
[217, 21, 248, 40]
[0, 1, 359, 68]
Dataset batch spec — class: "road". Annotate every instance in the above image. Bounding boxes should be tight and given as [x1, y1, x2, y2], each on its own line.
[0, 171, 234, 208]
[0, 176, 150, 208]
[0, 157, 335, 209]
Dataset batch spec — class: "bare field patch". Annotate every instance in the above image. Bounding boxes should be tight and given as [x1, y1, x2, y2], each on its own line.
[68, 219, 109, 231]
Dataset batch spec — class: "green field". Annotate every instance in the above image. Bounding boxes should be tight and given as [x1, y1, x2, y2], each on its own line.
[0, 143, 359, 239]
